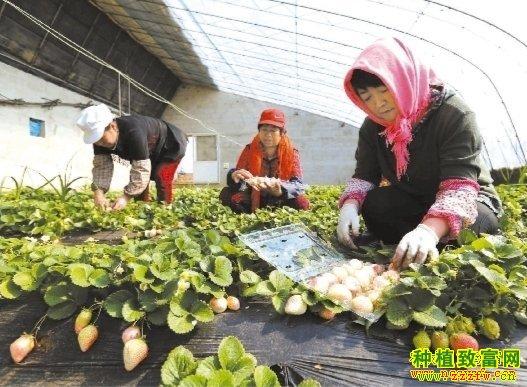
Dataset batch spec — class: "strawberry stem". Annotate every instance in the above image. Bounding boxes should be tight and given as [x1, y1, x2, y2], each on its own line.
[31, 314, 47, 339]
[89, 300, 103, 311]
[92, 303, 103, 324]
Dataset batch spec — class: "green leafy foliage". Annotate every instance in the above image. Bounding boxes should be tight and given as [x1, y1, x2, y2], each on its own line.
[0, 184, 526, 351]
[168, 289, 214, 334]
[0, 186, 342, 240]
[161, 336, 289, 387]
[0, 223, 250, 334]
[382, 230, 527, 334]
[161, 346, 199, 385]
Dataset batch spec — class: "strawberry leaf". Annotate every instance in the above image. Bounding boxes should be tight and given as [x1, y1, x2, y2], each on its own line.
[298, 379, 322, 387]
[457, 229, 477, 245]
[68, 263, 94, 287]
[209, 256, 233, 287]
[386, 298, 412, 327]
[104, 290, 133, 318]
[13, 271, 36, 291]
[170, 290, 199, 316]
[412, 305, 447, 328]
[88, 268, 111, 288]
[253, 365, 280, 387]
[271, 295, 287, 314]
[218, 336, 245, 371]
[178, 375, 207, 387]
[255, 281, 275, 296]
[130, 263, 155, 284]
[138, 290, 158, 312]
[232, 353, 257, 385]
[195, 356, 221, 379]
[44, 283, 70, 306]
[269, 271, 293, 293]
[47, 300, 77, 320]
[0, 279, 21, 299]
[205, 230, 222, 245]
[161, 346, 198, 386]
[207, 370, 235, 387]
[167, 312, 196, 334]
[239, 270, 260, 284]
[147, 305, 169, 326]
[122, 299, 145, 322]
[190, 300, 214, 323]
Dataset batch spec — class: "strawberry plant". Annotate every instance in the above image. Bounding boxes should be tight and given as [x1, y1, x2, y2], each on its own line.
[497, 184, 527, 240]
[381, 230, 527, 339]
[0, 185, 342, 240]
[161, 336, 321, 387]
[0, 183, 525, 378]
[0, 228, 253, 335]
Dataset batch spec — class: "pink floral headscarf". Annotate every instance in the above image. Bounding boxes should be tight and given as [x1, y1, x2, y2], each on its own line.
[344, 37, 442, 179]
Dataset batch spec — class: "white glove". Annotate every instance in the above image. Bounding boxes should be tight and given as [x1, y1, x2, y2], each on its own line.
[392, 224, 439, 269]
[337, 202, 361, 249]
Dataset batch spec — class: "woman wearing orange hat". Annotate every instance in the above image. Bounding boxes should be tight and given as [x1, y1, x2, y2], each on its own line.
[220, 108, 310, 213]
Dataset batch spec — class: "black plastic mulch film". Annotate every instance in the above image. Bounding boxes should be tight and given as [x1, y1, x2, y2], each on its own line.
[1, 230, 527, 386]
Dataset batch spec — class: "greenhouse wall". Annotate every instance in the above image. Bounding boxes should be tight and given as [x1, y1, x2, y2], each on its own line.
[0, 62, 129, 190]
[163, 84, 359, 186]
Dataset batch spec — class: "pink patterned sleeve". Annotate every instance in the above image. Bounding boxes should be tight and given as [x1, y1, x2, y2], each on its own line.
[338, 178, 375, 209]
[423, 178, 480, 240]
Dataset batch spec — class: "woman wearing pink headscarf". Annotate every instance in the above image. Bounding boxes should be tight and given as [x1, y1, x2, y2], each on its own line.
[336, 37, 501, 269]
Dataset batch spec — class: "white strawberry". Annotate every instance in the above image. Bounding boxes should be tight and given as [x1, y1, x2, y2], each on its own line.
[123, 338, 148, 371]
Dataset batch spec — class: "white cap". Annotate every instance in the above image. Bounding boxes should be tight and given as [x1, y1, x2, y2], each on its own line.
[76, 104, 114, 144]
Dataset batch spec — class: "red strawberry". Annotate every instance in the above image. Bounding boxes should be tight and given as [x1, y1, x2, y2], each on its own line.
[78, 325, 98, 352]
[449, 332, 479, 352]
[123, 338, 148, 371]
[74, 309, 93, 334]
[122, 325, 141, 344]
[10, 334, 35, 363]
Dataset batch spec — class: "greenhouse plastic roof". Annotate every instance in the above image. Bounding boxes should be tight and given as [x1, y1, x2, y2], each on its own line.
[91, 0, 527, 168]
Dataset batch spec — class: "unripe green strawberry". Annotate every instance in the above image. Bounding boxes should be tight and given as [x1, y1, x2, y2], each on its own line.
[74, 309, 92, 334]
[460, 317, 476, 334]
[449, 332, 479, 352]
[431, 331, 449, 350]
[78, 325, 98, 352]
[445, 315, 475, 335]
[477, 318, 501, 340]
[412, 330, 431, 349]
[123, 338, 148, 371]
[445, 319, 456, 335]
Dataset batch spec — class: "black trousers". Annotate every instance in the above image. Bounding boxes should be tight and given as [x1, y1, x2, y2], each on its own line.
[362, 186, 499, 244]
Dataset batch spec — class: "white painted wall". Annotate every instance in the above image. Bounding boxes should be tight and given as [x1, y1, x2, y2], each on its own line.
[0, 65, 359, 191]
[0, 62, 129, 190]
[162, 85, 359, 186]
